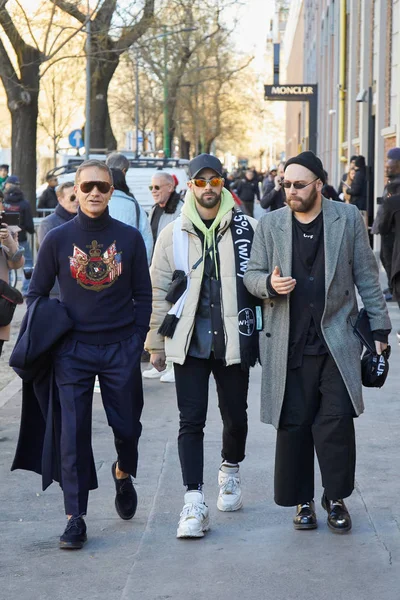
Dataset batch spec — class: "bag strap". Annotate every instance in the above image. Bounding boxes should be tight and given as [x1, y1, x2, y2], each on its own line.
[189, 230, 226, 274]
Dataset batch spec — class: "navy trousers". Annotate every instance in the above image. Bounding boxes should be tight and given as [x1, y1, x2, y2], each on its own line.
[54, 334, 144, 516]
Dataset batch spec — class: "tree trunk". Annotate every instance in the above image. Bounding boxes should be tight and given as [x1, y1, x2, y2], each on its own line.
[88, 58, 118, 152]
[8, 53, 40, 215]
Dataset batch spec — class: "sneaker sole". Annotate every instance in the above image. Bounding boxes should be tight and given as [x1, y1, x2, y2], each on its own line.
[217, 497, 243, 512]
[176, 517, 210, 539]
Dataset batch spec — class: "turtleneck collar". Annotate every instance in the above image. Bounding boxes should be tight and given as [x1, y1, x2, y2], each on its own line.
[55, 203, 76, 222]
[76, 206, 111, 231]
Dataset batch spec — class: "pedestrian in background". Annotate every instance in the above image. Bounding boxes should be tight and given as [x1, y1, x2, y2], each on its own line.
[3, 175, 34, 297]
[379, 177, 400, 341]
[37, 182, 79, 298]
[0, 192, 24, 356]
[346, 155, 368, 224]
[338, 155, 358, 195]
[262, 165, 277, 195]
[148, 171, 184, 244]
[106, 151, 130, 176]
[38, 173, 58, 214]
[108, 168, 153, 264]
[372, 147, 400, 302]
[341, 166, 356, 203]
[0, 164, 9, 190]
[146, 153, 260, 538]
[143, 171, 184, 383]
[244, 150, 390, 535]
[260, 161, 286, 212]
[234, 169, 260, 217]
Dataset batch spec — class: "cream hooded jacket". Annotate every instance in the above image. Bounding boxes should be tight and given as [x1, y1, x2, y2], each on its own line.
[145, 208, 257, 365]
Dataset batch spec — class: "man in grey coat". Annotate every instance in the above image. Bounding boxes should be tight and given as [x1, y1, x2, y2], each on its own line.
[244, 151, 391, 534]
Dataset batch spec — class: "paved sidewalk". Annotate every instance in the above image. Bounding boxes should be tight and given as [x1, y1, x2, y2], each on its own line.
[1, 302, 400, 600]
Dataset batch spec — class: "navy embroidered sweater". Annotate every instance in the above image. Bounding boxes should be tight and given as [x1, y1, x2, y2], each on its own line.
[27, 208, 152, 345]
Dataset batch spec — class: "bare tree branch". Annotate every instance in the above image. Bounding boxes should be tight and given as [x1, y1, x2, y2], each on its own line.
[50, 0, 86, 24]
[43, 1, 57, 56]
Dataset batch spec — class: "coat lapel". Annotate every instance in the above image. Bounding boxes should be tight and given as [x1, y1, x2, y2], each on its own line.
[271, 206, 292, 277]
[323, 197, 346, 292]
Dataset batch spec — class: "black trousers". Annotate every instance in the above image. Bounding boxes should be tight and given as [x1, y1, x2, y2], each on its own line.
[393, 275, 400, 310]
[380, 232, 395, 292]
[275, 354, 356, 506]
[0, 339, 4, 357]
[174, 355, 249, 486]
[54, 334, 144, 516]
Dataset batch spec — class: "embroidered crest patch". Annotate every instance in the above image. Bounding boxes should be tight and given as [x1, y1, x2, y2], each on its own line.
[69, 240, 122, 291]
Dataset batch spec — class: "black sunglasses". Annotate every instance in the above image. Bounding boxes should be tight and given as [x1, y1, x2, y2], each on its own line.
[69, 194, 76, 202]
[79, 181, 112, 194]
[282, 178, 318, 190]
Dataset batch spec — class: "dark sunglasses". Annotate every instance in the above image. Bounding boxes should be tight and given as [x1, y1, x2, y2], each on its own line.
[149, 184, 168, 191]
[79, 181, 112, 194]
[282, 177, 318, 190]
[192, 177, 223, 188]
[69, 194, 76, 202]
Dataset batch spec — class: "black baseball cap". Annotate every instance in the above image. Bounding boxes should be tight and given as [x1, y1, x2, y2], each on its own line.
[188, 154, 223, 179]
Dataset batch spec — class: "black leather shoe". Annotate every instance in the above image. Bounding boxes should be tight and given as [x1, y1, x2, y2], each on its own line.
[321, 494, 352, 533]
[59, 516, 87, 549]
[112, 461, 138, 520]
[293, 501, 318, 530]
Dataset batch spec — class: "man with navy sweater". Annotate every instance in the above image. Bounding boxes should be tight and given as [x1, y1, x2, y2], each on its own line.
[27, 160, 152, 549]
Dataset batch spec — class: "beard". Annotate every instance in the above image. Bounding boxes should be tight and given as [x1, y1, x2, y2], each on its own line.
[193, 188, 221, 209]
[286, 185, 319, 213]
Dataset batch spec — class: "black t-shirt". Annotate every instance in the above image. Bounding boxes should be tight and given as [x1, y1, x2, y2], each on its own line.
[289, 211, 327, 366]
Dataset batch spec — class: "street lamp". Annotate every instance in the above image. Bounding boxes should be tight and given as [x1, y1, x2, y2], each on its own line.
[85, 0, 91, 160]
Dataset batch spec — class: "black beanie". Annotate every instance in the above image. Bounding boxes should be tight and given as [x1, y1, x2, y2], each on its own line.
[284, 151, 326, 184]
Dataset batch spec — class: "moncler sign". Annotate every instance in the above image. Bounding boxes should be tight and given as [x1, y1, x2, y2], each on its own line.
[264, 84, 317, 100]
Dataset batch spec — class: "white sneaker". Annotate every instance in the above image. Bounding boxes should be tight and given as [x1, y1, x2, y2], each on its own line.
[217, 467, 243, 512]
[160, 367, 175, 383]
[176, 491, 210, 538]
[142, 367, 163, 379]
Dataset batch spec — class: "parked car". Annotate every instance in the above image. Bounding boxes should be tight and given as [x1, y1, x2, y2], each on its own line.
[36, 156, 190, 213]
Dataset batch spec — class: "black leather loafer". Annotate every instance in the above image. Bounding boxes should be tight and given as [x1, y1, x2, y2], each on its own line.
[112, 461, 138, 520]
[321, 494, 352, 533]
[293, 501, 318, 530]
[59, 516, 87, 549]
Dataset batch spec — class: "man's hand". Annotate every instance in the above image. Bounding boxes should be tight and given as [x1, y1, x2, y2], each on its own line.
[0, 223, 11, 244]
[274, 176, 282, 191]
[270, 266, 296, 295]
[375, 341, 388, 355]
[150, 352, 166, 372]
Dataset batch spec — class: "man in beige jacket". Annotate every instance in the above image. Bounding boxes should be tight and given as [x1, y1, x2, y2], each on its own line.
[146, 154, 261, 539]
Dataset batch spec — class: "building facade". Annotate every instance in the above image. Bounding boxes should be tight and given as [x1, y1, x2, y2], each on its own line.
[281, 0, 400, 244]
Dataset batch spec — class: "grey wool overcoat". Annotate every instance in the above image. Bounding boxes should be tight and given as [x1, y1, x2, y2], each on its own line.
[243, 197, 391, 429]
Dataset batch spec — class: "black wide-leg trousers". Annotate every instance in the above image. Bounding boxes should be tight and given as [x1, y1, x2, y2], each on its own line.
[54, 334, 144, 516]
[174, 355, 249, 487]
[274, 354, 356, 507]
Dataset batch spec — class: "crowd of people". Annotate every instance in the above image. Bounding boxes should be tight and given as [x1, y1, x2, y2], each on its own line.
[0, 147, 397, 551]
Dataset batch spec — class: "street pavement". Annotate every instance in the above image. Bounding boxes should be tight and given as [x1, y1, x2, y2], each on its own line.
[1, 301, 400, 600]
